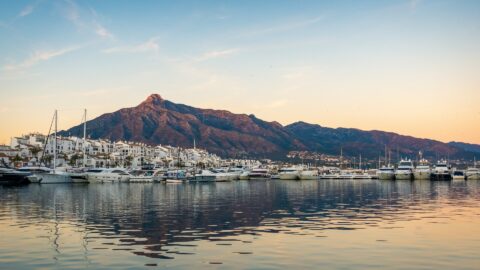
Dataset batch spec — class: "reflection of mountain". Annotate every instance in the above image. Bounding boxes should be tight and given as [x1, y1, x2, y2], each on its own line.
[0, 181, 476, 260]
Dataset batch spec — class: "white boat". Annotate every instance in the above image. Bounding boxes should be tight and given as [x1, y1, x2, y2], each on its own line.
[248, 168, 270, 180]
[239, 171, 250, 180]
[395, 159, 414, 180]
[129, 170, 156, 182]
[18, 166, 52, 183]
[414, 159, 431, 180]
[278, 167, 302, 180]
[465, 167, 480, 180]
[465, 158, 480, 180]
[86, 168, 131, 183]
[39, 170, 73, 184]
[431, 160, 452, 180]
[377, 166, 395, 180]
[452, 170, 465, 180]
[194, 170, 217, 182]
[299, 169, 318, 180]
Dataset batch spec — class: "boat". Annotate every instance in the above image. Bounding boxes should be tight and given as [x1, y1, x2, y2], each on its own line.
[431, 159, 452, 181]
[452, 170, 465, 180]
[465, 158, 480, 180]
[394, 159, 414, 180]
[299, 169, 318, 180]
[248, 168, 271, 180]
[194, 170, 217, 182]
[239, 170, 250, 180]
[278, 167, 302, 180]
[129, 170, 155, 182]
[17, 166, 52, 183]
[413, 159, 431, 180]
[377, 166, 395, 180]
[465, 167, 480, 180]
[163, 170, 188, 182]
[86, 168, 131, 183]
[0, 167, 31, 186]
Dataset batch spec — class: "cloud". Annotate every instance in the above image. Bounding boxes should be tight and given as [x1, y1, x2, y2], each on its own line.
[19, 4, 35, 17]
[195, 48, 240, 62]
[4, 46, 81, 71]
[241, 16, 324, 37]
[103, 38, 160, 54]
[60, 0, 113, 39]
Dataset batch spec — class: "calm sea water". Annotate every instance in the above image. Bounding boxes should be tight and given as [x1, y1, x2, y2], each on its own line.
[1, 180, 480, 269]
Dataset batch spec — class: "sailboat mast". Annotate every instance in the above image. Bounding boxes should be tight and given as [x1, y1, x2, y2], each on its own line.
[53, 110, 57, 172]
[83, 109, 87, 167]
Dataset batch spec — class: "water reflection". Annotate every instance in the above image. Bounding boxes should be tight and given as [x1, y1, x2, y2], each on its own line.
[1, 180, 480, 269]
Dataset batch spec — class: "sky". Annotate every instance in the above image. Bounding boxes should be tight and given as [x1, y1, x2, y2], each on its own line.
[0, 0, 479, 145]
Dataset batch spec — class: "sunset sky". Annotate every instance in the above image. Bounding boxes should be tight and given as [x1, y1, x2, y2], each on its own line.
[0, 0, 479, 145]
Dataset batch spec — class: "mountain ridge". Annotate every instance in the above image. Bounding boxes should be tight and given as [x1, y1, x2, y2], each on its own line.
[61, 94, 479, 160]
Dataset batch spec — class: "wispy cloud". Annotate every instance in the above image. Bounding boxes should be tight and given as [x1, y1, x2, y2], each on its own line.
[195, 48, 240, 62]
[60, 0, 114, 39]
[103, 38, 160, 54]
[241, 16, 324, 37]
[4, 46, 81, 71]
[19, 4, 35, 17]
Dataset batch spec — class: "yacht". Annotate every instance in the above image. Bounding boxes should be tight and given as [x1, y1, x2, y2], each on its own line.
[86, 168, 131, 183]
[129, 170, 155, 183]
[377, 166, 395, 180]
[431, 160, 452, 180]
[413, 159, 431, 180]
[300, 169, 319, 180]
[465, 167, 480, 180]
[452, 170, 465, 180]
[248, 168, 271, 180]
[278, 167, 302, 180]
[465, 158, 480, 180]
[17, 166, 52, 183]
[0, 167, 31, 186]
[194, 170, 217, 182]
[239, 170, 250, 180]
[394, 159, 414, 180]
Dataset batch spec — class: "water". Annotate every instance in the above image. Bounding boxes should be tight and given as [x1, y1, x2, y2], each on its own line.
[1, 180, 479, 269]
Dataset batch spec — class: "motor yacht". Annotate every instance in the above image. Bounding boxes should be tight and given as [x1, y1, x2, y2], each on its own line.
[86, 168, 131, 183]
[194, 170, 217, 182]
[0, 167, 31, 186]
[431, 160, 452, 180]
[129, 170, 156, 183]
[452, 170, 465, 180]
[413, 159, 431, 180]
[248, 168, 271, 180]
[394, 159, 414, 180]
[239, 170, 250, 180]
[465, 167, 480, 180]
[300, 169, 318, 180]
[17, 166, 52, 183]
[377, 166, 395, 180]
[278, 167, 302, 180]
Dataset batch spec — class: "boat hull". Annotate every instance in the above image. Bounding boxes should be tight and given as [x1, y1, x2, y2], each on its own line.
[466, 173, 480, 180]
[413, 171, 431, 180]
[0, 172, 30, 186]
[279, 173, 299, 180]
[377, 172, 395, 180]
[431, 173, 452, 181]
[395, 173, 413, 180]
[40, 173, 73, 184]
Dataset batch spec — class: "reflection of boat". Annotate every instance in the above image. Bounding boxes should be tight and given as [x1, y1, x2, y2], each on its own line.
[431, 160, 452, 181]
[248, 168, 270, 180]
[377, 166, 395, 180]
[395, 159, 413, 180]
[0, 167, 31, 186]
[414, 159, 431, 180]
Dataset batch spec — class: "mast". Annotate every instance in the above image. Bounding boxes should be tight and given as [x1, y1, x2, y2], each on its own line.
[53, 110, 57, 172]
[83, 109, 87, 168]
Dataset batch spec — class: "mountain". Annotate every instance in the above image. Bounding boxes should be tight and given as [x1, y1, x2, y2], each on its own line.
[448, 142, 480, 154]
[285, 121, 474, 159]
[62, 94, 304, 158]
[62, 94, 479, 160]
